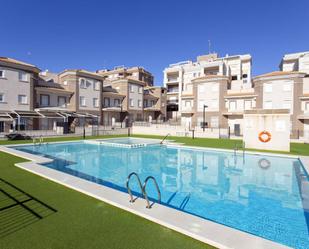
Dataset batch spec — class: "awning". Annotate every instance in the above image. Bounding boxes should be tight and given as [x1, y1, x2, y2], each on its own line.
[58, 111, 98, 118]
[0, 112, 13, 121]
[11, 110, 42, 118]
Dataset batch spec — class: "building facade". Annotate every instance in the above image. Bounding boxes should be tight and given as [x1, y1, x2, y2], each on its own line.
[97, 66, 154, 86]
[164, 53, 253, 134]
[0, 57, 166, 133]
[163, 51, 309, 139]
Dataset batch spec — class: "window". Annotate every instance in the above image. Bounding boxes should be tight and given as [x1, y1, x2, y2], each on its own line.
[19, 72, 28, 81]
[144, 100, 148, 107]
[93, 98, 99, 107]
[229, 101, 236, 110]
[0, 93, 4, 102]
[185, 100, 191, 107]
[18, 95, 28, 104]
[264, 101, 272, 109]
[130, 85, 134, 93]
[242, 74, 248, 79]
[80, 96, 86, 107]
[151, 100, 156, 106]
[94, 81, 100, 91]
[114, 99, 120, 107]
[283, 100, 291, 109]
[264, 83, 272, 93]
[0, 70, 5, 78]
[305, 102, 309, 111]
[283, 83, 292, 92]
[138, 100, 142, 108]
[104, 98, 110, 107]
[58, 96, 66, 107]
[244, 100, 252, 110]
[40, 94, 50, 107]
[138, 86, 142, 94]
[63, 80, 68, 86]
[231, 75, 238, 81]
[80, 79, 86, 88]
[130, 99, 134, 107]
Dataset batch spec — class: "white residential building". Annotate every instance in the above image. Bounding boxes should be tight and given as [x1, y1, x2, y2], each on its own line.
[163, 53, 252, 134]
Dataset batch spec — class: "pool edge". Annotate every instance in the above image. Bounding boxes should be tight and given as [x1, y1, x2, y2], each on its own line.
[0, 143, 293, 249]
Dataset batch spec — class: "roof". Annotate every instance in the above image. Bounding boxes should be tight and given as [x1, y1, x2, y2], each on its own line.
[0, 57, 40, 72]
[59, 69, 103, 80]
[35, 86, 73, 94]
[282, 51, 309, 61]
[253, 71, 305, 79]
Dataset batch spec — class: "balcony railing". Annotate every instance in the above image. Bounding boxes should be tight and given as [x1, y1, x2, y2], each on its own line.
[167, 100, 178, 105]
[167, 77, 179, 82]
[167, 88, 179, 93]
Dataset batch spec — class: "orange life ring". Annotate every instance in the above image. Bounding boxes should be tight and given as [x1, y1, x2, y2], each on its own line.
[258, 131, 271, 143]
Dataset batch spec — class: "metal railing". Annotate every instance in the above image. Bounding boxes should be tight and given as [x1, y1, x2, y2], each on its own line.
[160, 133, 170, 144]
[126, 172, 144, 203]
[126, 172, 161, 209]
[142, 176, 161, 209]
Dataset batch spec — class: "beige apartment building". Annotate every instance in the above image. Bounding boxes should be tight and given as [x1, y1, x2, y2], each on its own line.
[253, 51, 309, 140]
[0, 57, 166, 133]
[97, 66, 154, 86]
[100, 77, 167, 126]
[164, 53, 253, 135]
[163, 51, 309, 139]
[0, 57, 40, 132]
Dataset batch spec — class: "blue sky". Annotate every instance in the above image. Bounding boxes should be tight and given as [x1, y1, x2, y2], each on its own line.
[1, 0, 308, 85]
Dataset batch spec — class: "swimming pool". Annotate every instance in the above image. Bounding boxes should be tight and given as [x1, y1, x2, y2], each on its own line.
[12, 141, 309, 249]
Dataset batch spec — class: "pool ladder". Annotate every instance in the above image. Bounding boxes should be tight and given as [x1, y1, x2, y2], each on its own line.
[33, 136, 44, 146]
[234, 141, 245, 164]
[126, 172, 161, 209]
[160, 133, 170, 144]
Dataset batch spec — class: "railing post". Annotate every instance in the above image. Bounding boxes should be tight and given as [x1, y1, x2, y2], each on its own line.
[192, 129, 195, 139]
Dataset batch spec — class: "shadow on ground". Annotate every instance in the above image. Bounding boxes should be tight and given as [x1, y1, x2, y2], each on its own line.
[0, 178, 57, 238]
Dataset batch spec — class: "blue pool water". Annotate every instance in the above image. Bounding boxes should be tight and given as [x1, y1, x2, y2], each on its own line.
[14, 141, 309, 248]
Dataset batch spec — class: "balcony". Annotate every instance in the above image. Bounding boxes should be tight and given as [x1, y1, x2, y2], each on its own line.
[102, 104, 122, 112]
[167, 87, 179, 94]
[181, 106, 194, 114]
[144, 106, 160, 111]
[166, 77, 179, 84]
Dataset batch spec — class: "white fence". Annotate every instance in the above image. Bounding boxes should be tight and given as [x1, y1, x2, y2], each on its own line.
[132, 123, 229, 139]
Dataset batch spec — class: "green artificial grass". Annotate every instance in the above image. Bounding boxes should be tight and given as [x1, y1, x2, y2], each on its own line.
[132, 134, 309, 156]
[0, 151, 213, 249]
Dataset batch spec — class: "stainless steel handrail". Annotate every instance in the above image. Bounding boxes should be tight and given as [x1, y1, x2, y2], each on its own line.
[142, 176, 161, 209]
[160, 133, 170, 144]
[126, 172, 144, 203]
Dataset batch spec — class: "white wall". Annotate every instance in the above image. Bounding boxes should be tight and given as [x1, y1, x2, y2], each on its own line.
[243, 113, 290, 151]
[263, 80, 293, 112]
[197, 82, 219, 112]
